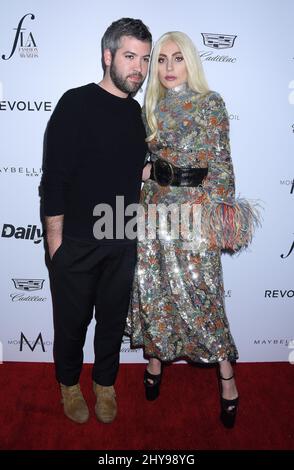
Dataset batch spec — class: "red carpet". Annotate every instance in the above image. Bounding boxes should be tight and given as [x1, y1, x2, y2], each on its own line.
[0, 362, 293, 450]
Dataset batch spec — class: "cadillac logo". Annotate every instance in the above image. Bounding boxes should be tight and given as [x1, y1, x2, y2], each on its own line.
[201, 33, 237, 49]
[12, 278, 45, 291]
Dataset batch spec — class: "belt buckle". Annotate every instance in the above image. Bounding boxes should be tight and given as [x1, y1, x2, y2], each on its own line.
[154, 158, 174, 186]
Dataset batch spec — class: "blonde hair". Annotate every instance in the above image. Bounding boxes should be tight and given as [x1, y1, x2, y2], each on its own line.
[145, 31, 210, 142]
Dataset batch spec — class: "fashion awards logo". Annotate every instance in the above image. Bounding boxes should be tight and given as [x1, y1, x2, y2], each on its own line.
[1, 223, 43, 244]
[10, 279, 46, 302]
[280, 236, 294, 259]
[200, 33, 237, 63]
[2, 13, 38, 60]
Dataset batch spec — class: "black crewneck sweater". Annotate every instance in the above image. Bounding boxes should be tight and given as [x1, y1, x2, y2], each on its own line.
[42, 83, 147, 242]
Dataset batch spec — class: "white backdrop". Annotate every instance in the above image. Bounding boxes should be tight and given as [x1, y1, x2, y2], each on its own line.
[0, 0, 293, 364]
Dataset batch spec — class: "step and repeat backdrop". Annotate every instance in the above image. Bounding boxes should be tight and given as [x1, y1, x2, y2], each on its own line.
[0, 0, 293, 364]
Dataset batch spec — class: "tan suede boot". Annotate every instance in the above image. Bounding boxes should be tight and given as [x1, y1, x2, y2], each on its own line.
[93, 382, 117, 423]
[60, 383, 89, 424]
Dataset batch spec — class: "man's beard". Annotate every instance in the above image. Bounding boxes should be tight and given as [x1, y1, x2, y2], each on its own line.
[110, 62, 143, 94]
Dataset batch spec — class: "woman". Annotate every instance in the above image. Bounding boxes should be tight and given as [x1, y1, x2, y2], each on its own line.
[126, 32, 259, 428]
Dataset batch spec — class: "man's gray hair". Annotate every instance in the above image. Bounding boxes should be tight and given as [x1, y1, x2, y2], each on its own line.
[101, 17, 152, 71]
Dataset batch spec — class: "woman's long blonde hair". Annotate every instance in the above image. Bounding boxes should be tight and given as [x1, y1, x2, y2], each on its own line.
[145, 31, 210, 142]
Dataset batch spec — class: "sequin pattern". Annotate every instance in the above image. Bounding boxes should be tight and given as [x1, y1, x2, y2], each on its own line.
[126, 85, 238, 363]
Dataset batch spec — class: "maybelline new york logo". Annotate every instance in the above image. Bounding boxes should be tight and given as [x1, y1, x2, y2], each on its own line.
[254, 337, 294, 365]
[200, 33, 237, 63]
[1, 224, 43, 244]
[254, 338, 293, 347]
[0, 167, 43, 177]
[2, 13, 38, 60]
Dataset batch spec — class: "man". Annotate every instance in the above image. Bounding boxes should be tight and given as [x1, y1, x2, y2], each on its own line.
[42, 18, 152, 424]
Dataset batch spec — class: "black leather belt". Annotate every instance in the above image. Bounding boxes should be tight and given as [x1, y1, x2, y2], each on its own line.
[150, 158, 208, 187]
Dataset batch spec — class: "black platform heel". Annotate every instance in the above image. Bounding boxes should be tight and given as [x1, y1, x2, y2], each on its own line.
[144, 368, 162, 401]
[219, 374, 239, 429]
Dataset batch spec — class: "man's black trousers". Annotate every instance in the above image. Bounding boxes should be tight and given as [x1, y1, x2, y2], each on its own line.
[49, 237, 136, 386]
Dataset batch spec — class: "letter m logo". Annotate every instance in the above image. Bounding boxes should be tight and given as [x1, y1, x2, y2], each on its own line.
[20, 332, 45, 352]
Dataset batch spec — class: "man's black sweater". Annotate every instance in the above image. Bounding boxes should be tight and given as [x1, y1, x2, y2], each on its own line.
[42, 83, 147, 243]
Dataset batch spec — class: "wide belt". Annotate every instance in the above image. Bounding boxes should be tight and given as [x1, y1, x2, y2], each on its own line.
[150, 158, 208, 187]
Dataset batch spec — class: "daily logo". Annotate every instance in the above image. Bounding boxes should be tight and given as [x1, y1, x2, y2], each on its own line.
[1, 223, 43, 244]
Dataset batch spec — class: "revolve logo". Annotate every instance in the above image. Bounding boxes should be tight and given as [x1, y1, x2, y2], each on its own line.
[2, 13, 38, 60]
[264, 290, 294, 298]
[0, 101, 51, 112]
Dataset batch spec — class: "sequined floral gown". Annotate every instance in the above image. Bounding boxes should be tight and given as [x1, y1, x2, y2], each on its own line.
[126, 84, 257, 363]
